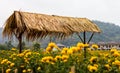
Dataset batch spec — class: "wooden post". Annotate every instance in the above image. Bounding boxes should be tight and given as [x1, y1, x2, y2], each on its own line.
[18, 35, 22, 53]
[83, 32, 86, 58]
[87, 33, 94, 44]
[76, 33, 84, 43]
[17, 11, 25, 53]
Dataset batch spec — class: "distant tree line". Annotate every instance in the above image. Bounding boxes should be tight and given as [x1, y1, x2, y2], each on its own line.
[0, 41, 41, 51]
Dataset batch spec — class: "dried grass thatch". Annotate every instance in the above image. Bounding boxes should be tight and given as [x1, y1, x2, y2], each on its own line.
[2, 11, 101, 40]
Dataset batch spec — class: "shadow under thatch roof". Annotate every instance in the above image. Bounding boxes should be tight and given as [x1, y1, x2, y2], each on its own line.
[3, 11, 101, 40]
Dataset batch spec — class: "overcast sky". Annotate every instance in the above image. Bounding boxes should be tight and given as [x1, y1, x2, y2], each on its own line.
[0, 0, 120, 27]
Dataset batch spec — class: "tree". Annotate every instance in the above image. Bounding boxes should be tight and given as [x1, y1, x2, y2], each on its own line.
[33, 42, 41, 51]
[5, 41, 14, 49]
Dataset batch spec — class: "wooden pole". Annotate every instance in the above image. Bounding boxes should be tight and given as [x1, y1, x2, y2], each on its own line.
[87, 33, 94, 44]
[76, 33, 84, 43]
[83, 32, 86, 58]
[18, 35, 22, 53]
[17, 12, 25, 53]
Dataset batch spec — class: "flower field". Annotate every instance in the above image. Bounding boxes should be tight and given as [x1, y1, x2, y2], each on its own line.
[0, 42, 120, 73]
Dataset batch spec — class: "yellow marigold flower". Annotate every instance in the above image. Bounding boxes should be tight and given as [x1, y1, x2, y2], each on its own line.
[10, 53, 16, 58]
[77, 47, 82, 51]
[6, 69, 11, 73]
[17, 53, 24, 57]
[46, 47, 52, 52]
[108, 59, 111, 63]
[48, 42, 56, 48]
[10, 63, 15, 67]
[104, 54, 109, 57]
[89, 56, 97, 63]
[71, 47, 78, 53]
[23, 49, 31, 54]
[61, 50, 66, 54]
[110, 48, 117, 53]
[25, 52, 32, 57]
[1, 59, 8, 64]
[3, 59, 8, 62]
[94, 64, 98, 68]
[34, 52, 40, 55]
[77, 43, 84, 48]
[46, 59, 50, 63]
[104, 64, 110, 70]
[6, 61, 11, 64]
[87, 48, 91, 51]
[27, 69, 31, 72]
[41, 56, 53, 63]
[113, 51, 120, 57]
[37, 67, 41, 71]
[67, 49, 73, 55]
[41, 57, 47, 62]
[92, 44, 99, 49]
[63, 59, 68, 62]
[22, 69, 27, 73]
[47, 56, 53, 61]
[54, 55, 61, 61]
[88, 65, 97, 72]
[11, 48, 16, 51]
[1, 61, 4, 64]
[61, 48, 68, 54]
[99, 53, 103, 56]
[62, 48, 69, 51]
[25, 59, 29, 63]
[84, 44, 89, 48]
[62, 55, 69, 61]
[112, 60, 120, 66]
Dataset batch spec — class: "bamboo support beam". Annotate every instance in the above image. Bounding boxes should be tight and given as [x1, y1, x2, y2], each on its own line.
[76, 33, 84, 43]
[87, 32, 94, 44]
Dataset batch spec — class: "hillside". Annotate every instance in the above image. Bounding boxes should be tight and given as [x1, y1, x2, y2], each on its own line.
[93, 20, 120, 42]
[0, 20, 120, 47]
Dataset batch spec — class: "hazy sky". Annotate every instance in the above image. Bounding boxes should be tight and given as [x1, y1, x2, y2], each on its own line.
[0, 0, 120, 27]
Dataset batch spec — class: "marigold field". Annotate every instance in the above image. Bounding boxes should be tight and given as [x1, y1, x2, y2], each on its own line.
[0, 42, 120, 73]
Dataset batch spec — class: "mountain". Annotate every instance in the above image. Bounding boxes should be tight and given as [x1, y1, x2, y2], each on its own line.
[93, 20, 120, 42]
[0, 20, 120, 47]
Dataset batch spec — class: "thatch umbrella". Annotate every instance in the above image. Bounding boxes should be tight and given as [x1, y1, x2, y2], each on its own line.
[2, 11, 101, 54]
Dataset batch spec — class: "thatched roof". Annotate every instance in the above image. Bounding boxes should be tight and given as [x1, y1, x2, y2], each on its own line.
[3, 11, 101, 40]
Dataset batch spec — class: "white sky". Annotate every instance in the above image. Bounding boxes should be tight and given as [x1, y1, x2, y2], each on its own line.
[0, 0, 120, 27]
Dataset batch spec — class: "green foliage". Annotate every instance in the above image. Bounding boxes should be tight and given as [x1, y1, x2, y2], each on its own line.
[33, 42, 41, 51]
[5, 41, 14, 49]
[0, 44, 8, 50]
[0, 41, 14, 50]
